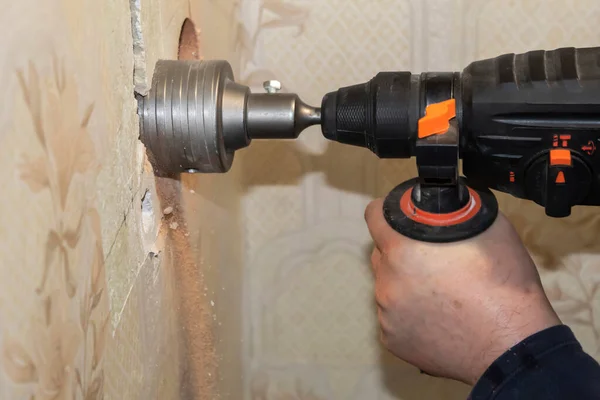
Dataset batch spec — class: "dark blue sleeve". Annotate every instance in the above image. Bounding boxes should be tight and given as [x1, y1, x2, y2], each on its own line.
[469, 325, 600, 400]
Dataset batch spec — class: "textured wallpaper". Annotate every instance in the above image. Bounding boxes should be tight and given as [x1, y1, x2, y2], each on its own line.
[235, 0, 600, 399]
[0, 0, 244, 399]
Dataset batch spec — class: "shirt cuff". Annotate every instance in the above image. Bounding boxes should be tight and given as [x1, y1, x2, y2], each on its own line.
[469, 325, 581, 400]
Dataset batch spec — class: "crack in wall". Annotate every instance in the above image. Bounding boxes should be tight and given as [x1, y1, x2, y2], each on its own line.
[103, 161, 147, 261]
[130, 0, 150, 95]
[103, 210, 128, 262]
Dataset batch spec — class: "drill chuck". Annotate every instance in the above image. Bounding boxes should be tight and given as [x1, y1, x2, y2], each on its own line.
[321, 72, 459, 159]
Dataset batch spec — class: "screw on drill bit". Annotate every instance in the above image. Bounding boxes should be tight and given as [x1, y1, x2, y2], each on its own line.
[263, 80, 282, 94]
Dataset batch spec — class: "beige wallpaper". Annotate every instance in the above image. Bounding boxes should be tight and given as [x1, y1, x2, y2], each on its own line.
[236, 0, 600, 399]
[0, 0, 244, 399]
[0, 0, 131, 397]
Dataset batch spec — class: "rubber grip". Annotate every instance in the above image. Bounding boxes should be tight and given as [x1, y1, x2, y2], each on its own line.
[321, 72, 416, 158]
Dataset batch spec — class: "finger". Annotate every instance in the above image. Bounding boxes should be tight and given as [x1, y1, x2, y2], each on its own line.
[370, 247, 382, 276]
[379, 328, 388, 348]
[371, 247, 382, 267]
[364, 198, 404, 251]
[377, 308, 391, 348]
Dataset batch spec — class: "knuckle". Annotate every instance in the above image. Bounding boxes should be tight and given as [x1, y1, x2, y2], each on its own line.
[364, 199, 381, 223]
[378, 248, 395, 270]
[374, 290, 385, 309]
[378, 318, 394, 349]
[379, 330, 389, 348]
[377, 310, 388, 338]
[370, 249, 381, 268]
[364, 201, 375, 222]
[380, 244, 403, 267]
[374, 283, 395, 310]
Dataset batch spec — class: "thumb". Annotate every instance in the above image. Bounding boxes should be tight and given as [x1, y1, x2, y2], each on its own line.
[364, 198, 406, 251]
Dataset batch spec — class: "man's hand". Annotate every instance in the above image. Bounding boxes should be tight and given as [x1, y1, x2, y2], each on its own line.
[365, 198, 561, 385]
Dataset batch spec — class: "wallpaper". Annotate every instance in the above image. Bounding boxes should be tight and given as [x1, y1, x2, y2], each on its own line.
[0, 58, 109, 400]
[235, 0, 600, 399]
[0, 0, 128, 398]
[0, 0, 244, 399]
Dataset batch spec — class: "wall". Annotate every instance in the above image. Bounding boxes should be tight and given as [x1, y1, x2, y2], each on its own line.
[0, 0, 243, 399]
[236, 0, 600, 399]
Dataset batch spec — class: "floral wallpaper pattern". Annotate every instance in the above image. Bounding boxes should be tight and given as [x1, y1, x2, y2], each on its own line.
[1, 60, 109, 400]
[0, 0, 245, 399]
[235, 0, 600, 399]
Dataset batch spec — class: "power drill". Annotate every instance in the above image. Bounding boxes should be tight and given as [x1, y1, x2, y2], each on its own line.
[139, 46, 600, 243]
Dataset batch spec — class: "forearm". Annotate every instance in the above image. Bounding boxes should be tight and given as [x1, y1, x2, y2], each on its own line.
[470, 325, 600, 400]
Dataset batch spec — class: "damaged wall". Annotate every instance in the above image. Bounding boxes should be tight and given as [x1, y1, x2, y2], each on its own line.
[0, 0, 243, 399]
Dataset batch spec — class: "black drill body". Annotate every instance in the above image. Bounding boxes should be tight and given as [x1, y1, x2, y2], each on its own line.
[321, 46, 600, 221]
[141, 46, 600, 242]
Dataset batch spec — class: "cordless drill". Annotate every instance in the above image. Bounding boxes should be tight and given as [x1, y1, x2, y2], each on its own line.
[140, 46, 600, 243]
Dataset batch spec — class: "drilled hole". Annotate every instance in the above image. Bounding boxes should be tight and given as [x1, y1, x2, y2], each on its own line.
[178, 18, 200, 61]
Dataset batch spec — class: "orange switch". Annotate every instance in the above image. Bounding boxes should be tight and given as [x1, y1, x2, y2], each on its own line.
[418, 99, 456, 139]
[550, 149, 571, 166]
[555, 171, 566, 184]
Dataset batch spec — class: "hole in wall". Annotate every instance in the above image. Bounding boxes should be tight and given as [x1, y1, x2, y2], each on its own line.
[178, 18, 200, 61]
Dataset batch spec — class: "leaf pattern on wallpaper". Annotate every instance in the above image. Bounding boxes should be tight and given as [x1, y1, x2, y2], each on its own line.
[1, 59, 108, 400]
[16, 59, 96, 296]
[3, 291, 82, 399]
[234, 0, 310, 86]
